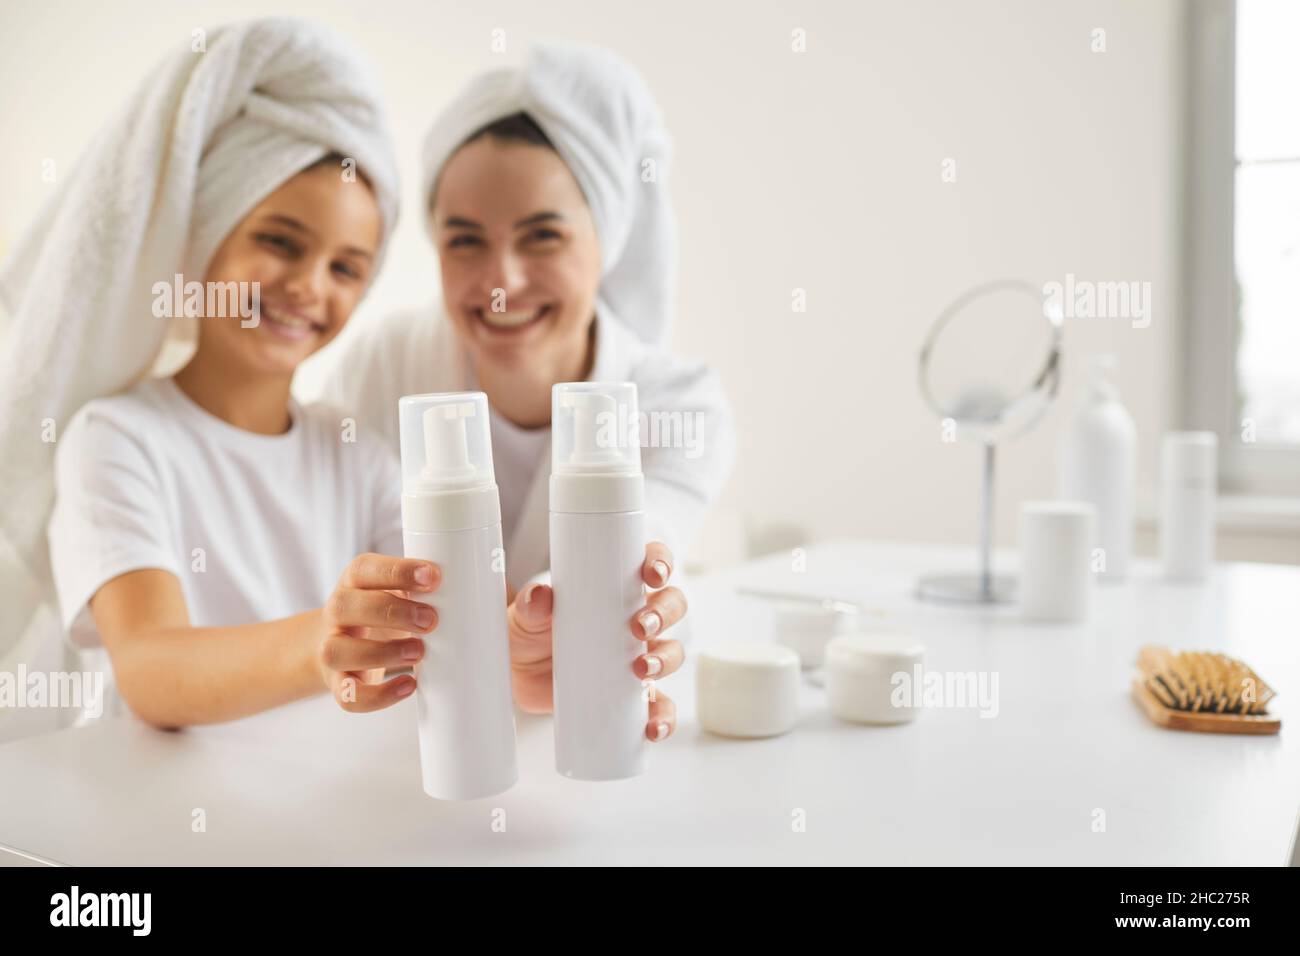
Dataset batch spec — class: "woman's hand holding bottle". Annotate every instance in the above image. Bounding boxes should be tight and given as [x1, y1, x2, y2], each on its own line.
[507, 541, 686, 740]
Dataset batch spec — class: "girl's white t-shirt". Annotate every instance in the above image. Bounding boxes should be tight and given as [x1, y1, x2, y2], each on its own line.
[47, 376, 404, 648]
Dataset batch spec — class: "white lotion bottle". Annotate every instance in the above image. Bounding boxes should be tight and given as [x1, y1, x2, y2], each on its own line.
[399, 391, 518, 800]
[1057, 355, 1137, 582]
[549, 382, 647, 781]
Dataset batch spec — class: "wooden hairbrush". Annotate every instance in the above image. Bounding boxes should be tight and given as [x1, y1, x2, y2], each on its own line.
[1133, 645, 1280, 735]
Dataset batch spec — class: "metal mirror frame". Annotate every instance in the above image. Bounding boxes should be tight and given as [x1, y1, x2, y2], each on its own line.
[916, 278, 1064, 604]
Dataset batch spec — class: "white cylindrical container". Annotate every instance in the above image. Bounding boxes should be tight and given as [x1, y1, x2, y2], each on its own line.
[399, 391, 518, 800]
[696, 643, 801, 738]
[550, 382, 647, 780]
[1160, 431, 1217, 581]
[1058, 355, 1136, 582]
[773, 601, 857, 669]
[825, 634, 925, 725]
[1018, 500, 1097, 623]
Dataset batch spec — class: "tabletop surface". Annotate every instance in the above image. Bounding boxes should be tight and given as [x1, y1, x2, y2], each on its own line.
[1, 540, 1297, 866]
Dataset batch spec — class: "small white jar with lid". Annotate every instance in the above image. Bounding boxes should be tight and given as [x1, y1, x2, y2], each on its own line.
[696, 643, 801, 738]
[825, 634, 925, 725]
[772, 600, 857, 669]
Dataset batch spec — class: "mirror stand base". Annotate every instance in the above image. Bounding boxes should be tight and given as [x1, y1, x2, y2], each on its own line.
[915, 574, 1016, 605]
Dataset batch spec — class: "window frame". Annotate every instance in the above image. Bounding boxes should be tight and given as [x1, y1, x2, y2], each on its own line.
[1185, 0, 1300, 496]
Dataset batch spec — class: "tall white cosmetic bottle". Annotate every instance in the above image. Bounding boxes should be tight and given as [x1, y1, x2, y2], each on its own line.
[399, 391, 518, 800]
[1058, 355, 1137, 581]
[549, 382, 647, 781]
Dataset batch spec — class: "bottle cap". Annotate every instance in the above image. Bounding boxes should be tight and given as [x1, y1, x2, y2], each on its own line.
[1084, 353, 1119, 401]
[398, 391, 496, 494]
[551, 382, 642, 476]
[824, 633, 925, 675]
[1162, 431, 1218, 480]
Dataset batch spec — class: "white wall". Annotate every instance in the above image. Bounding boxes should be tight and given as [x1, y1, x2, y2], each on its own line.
[0, 1, 1217, 561]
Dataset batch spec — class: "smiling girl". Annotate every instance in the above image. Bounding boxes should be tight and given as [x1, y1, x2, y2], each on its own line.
[0, 19, 437, 728]
[48, 154, 437, 727]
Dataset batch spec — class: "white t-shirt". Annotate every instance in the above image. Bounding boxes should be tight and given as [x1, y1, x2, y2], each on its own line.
[47, 377, 403, 648]
[483, 408, 550, 547]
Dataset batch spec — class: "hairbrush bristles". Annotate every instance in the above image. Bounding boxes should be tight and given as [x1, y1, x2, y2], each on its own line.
[1133, 645, 1280, 735]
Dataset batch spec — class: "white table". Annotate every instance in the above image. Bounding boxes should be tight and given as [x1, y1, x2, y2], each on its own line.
[2, 540, 1297, 866]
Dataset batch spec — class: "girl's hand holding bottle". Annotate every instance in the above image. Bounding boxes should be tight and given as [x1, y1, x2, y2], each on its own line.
[317, 553, 440, 712]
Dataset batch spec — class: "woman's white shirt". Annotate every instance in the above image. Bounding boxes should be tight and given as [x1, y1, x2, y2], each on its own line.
[483, 407, 551, 545]
[47, 377, 403, 648]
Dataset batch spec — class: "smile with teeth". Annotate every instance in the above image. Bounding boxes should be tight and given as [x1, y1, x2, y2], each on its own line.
[476, 305, 551, 330]
[261, 304, 326, 339]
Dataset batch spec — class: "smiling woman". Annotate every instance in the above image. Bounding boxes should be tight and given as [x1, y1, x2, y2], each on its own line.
[431, 117, 604, 414]
[314, 42, 737, 741]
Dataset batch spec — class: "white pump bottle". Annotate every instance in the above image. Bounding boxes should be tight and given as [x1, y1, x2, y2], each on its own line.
[549, 382, 647, 780]
[399, 391, 518, 799]
[1057, 355, 1137, 582]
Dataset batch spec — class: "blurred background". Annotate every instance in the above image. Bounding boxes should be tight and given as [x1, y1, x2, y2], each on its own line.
[2, 0, 1296, 571]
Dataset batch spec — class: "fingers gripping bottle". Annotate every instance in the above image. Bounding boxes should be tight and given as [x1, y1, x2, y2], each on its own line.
[399, 392, 518, 799]
[550, 382, 647, 780]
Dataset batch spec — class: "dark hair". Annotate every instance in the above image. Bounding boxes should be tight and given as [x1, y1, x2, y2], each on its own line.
[461, 111, 555, 151]
[305, 150, 375, 191]
[428, 113, 557, 212]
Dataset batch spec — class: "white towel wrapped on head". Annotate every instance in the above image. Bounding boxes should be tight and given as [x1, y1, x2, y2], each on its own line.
[0, 17, 400, 665]
[420, 41, 676, 350]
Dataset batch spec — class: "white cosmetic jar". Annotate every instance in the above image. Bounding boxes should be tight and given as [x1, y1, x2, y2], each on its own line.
[1018, 500, 1097, 623]
[825, 634, 926, 725]
[696, 643, 801, 738]
[772, 601, 857, 669]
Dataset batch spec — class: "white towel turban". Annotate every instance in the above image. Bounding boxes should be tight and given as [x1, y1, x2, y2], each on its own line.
[0, 17, 400, 649]
[420, 41, 676, 350]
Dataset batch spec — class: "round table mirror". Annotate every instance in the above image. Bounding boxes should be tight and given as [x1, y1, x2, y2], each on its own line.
[916, 279, 1063, 604]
